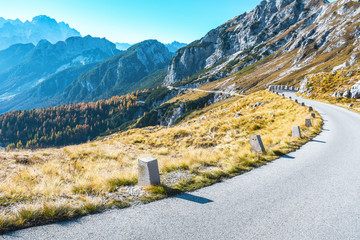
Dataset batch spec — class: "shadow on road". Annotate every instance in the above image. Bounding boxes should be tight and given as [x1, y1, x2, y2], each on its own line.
[273, 150, 295, 159]
[175, 193, 213, 204]
[311, 140, 326, 143]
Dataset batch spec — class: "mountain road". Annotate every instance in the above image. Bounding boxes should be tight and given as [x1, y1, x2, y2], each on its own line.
[3, 92, 360, 240]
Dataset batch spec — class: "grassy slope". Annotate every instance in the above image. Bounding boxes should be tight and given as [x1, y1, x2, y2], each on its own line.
[0, 90, 322, 233]
[298, 70, 360, 113]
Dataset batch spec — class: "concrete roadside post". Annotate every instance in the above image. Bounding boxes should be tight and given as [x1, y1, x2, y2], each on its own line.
[305, 118, 312, 127]
[138, 157, 161, 186]
[292, 126, 301, 138]
[250, 135, 266, 153]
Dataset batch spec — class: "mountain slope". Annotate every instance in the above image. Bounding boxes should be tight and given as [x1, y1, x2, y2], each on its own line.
[164, 0, 360, 94]
[0, 43, 34, 72]
[61, 40, 172, 103]
[0, 63, 98, 112]
[0, 15, 81, 50]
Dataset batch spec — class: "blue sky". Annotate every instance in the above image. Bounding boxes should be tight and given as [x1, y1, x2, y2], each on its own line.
[0, 0, 263, 44]
[0, 0, 336, 44]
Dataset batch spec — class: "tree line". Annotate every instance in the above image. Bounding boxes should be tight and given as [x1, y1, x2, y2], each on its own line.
[0, 91, 146, 149]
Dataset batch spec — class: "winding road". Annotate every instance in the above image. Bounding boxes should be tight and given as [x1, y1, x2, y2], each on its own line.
[3, 92, 360, 239]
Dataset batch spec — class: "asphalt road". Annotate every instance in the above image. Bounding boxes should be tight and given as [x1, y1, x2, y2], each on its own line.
[3, 92, 360, 240]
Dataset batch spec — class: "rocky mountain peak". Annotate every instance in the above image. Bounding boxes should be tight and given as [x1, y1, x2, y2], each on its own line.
[164, 0, 335, 85]
[31, 15, 57, 25]
[0, 15, 81, 50]
[63, 35, 118, 56]
[124, 40, 172, 72]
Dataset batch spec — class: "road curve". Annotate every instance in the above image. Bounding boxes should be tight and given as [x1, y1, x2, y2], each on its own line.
[3, 92, 360, 240]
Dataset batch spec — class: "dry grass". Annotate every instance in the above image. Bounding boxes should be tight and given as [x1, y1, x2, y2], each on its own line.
[299, 70, 360, 113]
[0, 90, 322, 233]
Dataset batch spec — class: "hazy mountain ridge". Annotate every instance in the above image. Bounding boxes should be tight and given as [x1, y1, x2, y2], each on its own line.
[61, 39, 172, 103]
[165, 41, 187, 54]
[0, 15, 81, 50]
[0, 35, 120, 111]
[0, 39, 172, 113]
[116, 41, 187, 54]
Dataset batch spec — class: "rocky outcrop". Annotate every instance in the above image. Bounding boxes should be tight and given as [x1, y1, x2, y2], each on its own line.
[351, 80, 360, 98]
[137, 92, 215, 128]
[299, 78, 309, 94]
[329, 80, 360, 99]
[161, 103, 185, 126]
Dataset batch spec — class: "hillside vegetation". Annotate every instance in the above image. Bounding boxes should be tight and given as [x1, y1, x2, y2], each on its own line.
[298, 70, 360, 113]
[0, 90, 322, 233]
[0, 87, 172, 149]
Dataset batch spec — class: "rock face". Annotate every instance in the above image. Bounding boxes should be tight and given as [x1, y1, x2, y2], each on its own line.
[164, 0, 332, 85]
[164, 0, 360, 88]
[0, 15, 81, 50]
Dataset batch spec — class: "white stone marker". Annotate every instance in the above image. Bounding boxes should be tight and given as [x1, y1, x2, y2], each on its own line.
[305, 118, 312, 127]
[138, 157, 160, 186]
[250, 135, 266, 153]
[292, 126, 301, 138]
[311, 113, 316, 118]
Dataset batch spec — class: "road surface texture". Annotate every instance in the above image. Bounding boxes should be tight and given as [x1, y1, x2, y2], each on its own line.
[3, 92, 360, 239]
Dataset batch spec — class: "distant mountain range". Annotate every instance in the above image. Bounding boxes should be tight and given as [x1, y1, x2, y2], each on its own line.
[0, 15, 81, 50]
[165, 41, 187, 54]
[0, 37, 171, 113]
[116, 41, 187, 54]
[0, 35, 120, 103]
[0, 15, 187, 114]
